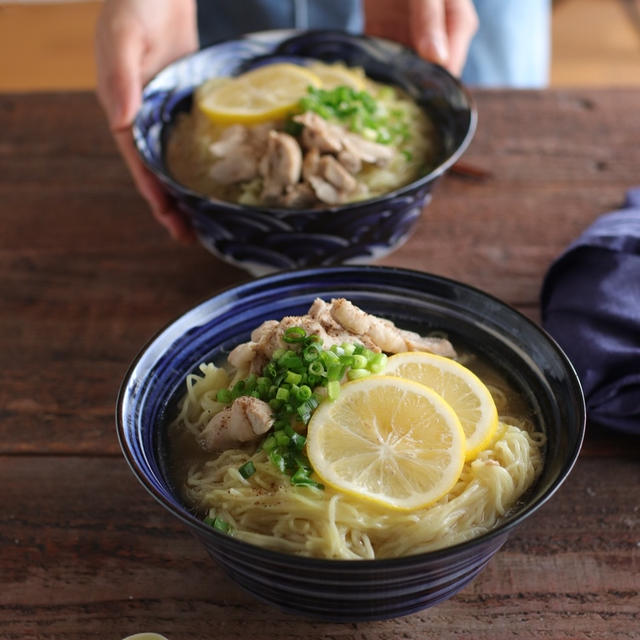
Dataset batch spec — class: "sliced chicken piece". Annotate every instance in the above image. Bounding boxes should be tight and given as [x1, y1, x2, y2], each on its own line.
[277, 182, 318, 209]
[200, 396, 273, 451]
[260, 131, 303, 201]
[302, 148, 321, 181]
[337, 149, 362, 174]
[306, 156, 357, 205]
[400, 332, 458, 357]
[210, 149, 258, 184]
[209, 125, 248, 157]
[329, 298, 457, 357]
[307, 298, 342, 330]
[227, 341, 256, 371]
[307, 298, 380, 352]
[307, 175, 342, 206]
[251, 319, 280, 343]
[318, 155, 358, 194]
[342, 133, 395, 166]
[294, 112, 343, 153]
[246, 122, 273, 153]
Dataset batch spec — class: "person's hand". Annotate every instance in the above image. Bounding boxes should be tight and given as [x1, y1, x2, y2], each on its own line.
[364, 0, 478, 76]
[95, 0, 198, 243]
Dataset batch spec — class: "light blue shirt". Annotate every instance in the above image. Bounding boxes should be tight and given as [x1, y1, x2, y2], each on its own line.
[463, 0, 550, 87]
[197, 0, 550, 88]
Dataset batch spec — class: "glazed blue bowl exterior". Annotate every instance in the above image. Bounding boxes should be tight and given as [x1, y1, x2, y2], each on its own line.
[117, 266, 585, 622]
[133, 30, 476, 275]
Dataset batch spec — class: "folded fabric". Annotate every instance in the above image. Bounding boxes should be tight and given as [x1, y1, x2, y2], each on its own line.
[541, 188, 640, 435]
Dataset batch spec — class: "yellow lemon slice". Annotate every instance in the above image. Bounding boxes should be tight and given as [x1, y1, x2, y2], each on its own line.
[306, 376, 465, 511]
[307, 62, 366, 90]
[385, 352, 499, 461]
[196, 63, 321, 125]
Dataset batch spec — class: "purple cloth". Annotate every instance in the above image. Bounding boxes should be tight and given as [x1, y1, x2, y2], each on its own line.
[541, 188, 640, 435]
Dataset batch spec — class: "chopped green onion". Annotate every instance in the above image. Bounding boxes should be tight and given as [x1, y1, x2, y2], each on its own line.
[216, 388, 232, 404]
[275, 431, 290, 447]
[326, 362, 344, 382]
[283, 114, 304, 136]
[322, 348, 340, 361]
[285, 370, 302, 385]
[296, 395, 320, 423]
[290, 432, 306, 451]
[352, 354, 368, 369]
[204, 516, 232, 533]
[279, 351, 303, 371]
[295, 385, 312, 402]
[269, 450, 287, 473]
[303, 343, 322, 361]
[291, 468, 324, 488]
[262, 435, 277, 453]
[347, 368, 371, 380]
[273, 419, 289, 431]
[339, 354, 354, 368]
[283, 326, 307, 343]
[327, 380, 341, 401]
[231, 380, 246, 398]
[368, 352, 388, 373]
[238, 461, 256, 479]
[276, 387, 290, 401]
[308, 360, 325, 377]
[340, 342, 356, 356]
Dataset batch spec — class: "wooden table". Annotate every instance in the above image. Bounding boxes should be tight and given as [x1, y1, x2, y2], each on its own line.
[1, 89, 639, 640]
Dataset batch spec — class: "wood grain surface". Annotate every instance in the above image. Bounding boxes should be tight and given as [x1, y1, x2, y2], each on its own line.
[1, 89, 639, 639]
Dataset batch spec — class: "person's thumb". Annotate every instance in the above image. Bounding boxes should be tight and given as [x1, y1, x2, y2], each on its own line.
[409, 0, 449, 68]
[95, 16, 144, 130]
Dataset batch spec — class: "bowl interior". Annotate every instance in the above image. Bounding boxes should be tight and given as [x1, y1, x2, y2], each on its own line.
[118, 266, 585, 568]
[133, 29, 476, 204]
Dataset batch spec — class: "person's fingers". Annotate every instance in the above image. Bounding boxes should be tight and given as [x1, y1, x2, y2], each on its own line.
[95, 9, 144, 130]
[444, 0, 479, 76]
[409, 0, 449, 67]
[114, 129, 196, 244]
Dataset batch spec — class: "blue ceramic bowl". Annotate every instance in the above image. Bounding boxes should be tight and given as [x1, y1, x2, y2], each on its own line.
[133, 30, 476, 275]
[117, 266, 585, 622]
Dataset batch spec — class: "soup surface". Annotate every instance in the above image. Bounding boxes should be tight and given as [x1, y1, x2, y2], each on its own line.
[165, 62, 438, 208]
[167, 298, 545, 559]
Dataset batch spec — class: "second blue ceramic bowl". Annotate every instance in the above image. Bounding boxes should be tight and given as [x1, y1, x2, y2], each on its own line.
[117, 266, 585, 621]
[133, 30, 476, 275]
